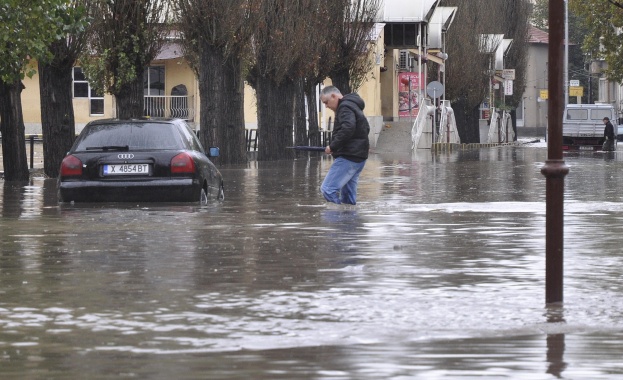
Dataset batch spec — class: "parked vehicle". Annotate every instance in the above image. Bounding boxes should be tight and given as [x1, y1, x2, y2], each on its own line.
[58, 118, 224, 203]
[562, 103, 619, 150]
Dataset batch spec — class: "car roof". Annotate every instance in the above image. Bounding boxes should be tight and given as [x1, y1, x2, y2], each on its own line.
[85, 118, 186, 127]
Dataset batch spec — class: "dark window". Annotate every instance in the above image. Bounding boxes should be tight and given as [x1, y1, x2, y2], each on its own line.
[74, 82, 89, 98]
[144, 66, 165, 95]
[90, 99, 104, 115]
[144, 66, 166, 117]
[73, 67, 86, 81]
[74, 123, 185, 151]
[384, 23, 420, 48]
[73, 67, 104, 115]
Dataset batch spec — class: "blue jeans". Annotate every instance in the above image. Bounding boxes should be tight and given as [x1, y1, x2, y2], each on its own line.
[321, 157, 366, 205]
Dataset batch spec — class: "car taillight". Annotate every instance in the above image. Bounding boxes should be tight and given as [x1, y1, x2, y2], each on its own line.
[60, 155, 83, 177]
[171, 152, 196, 174]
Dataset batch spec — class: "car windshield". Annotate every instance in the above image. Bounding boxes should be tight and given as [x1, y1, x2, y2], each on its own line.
[73, 122, 185, 152]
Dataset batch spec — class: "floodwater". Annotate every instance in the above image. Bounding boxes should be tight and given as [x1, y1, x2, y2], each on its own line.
[2, 142, 623, 379]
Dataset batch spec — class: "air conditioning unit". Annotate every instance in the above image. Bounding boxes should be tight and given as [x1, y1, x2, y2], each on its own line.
[398, 50, 416, 71]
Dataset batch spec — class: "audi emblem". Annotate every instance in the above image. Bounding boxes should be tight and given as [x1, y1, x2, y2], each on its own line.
[118, 153, 134, 159]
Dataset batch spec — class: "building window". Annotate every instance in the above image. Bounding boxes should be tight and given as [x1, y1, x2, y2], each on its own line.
[73, 67, 104, 116]
[144, 66, 165, 95]
[144, 66, 165, 117]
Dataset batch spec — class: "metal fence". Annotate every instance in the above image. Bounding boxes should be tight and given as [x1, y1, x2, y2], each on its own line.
[144, 95, 195, 120]
[244, 129, 332, 152]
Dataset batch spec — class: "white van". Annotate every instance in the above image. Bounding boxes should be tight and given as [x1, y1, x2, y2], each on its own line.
[562, 103, 618, 150]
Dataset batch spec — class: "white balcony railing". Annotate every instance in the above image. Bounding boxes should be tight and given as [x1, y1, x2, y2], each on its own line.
[144, 95, 195, 120]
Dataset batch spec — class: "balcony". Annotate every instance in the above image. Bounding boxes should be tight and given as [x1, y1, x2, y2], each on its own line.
[144, 95, 195, 120]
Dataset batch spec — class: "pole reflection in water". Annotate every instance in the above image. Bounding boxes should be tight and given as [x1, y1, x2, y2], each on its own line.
[545, 304, 567, 378]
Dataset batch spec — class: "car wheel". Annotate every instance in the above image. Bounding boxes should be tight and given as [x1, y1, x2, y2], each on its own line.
[217, 182, 225, 201]
[199, 187, 208, 205]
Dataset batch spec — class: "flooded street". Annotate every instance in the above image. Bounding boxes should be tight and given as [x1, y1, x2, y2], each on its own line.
[2, 143, 623, 379]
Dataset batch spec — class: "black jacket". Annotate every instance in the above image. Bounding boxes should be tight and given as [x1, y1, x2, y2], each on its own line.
[329, 93, 370, 162]
[604, 121, 615, 139]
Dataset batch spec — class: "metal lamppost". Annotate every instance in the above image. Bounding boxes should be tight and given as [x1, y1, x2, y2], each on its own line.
[541, 0, 569, 304]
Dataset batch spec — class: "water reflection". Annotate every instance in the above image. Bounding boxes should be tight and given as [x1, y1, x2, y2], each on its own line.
[545, 304, 567, 378]
[1, 146, 623, 378]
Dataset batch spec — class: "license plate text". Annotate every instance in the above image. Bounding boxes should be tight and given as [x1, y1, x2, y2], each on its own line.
[103, 164, 150, 175]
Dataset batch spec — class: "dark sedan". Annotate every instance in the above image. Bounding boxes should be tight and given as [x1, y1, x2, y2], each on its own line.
[58, 118, 224, 203]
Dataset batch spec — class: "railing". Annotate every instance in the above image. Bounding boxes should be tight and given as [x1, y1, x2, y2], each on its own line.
[244, 128, 332, 152]
[246, 129, 259, 151]
[144, 95, 195, 120]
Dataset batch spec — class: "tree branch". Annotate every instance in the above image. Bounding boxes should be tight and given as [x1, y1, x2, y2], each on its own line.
[607, 0, 623, 10]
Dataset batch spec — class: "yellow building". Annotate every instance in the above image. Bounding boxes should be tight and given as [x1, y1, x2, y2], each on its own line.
[20, 24, 416, 148]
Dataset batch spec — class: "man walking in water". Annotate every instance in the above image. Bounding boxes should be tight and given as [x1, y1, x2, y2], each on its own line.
[319, 86, 370, 205]
[603, 116, 616, 151]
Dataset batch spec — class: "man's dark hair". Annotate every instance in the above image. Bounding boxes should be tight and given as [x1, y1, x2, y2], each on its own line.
[604, 117, 610, 121]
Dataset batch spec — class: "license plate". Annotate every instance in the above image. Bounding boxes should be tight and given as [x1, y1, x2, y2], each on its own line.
[103, 164, 150, 175]
[579, 146, 593, 151]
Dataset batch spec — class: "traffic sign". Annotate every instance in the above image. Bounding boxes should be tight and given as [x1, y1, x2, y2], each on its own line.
[569, 86, 583, 97]
[426, 81, 444, 98]
[501, 69, 515, 80]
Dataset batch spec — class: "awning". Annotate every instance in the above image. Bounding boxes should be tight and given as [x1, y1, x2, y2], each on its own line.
[426, 53, 444, 65]
[155, 42, 184, 60]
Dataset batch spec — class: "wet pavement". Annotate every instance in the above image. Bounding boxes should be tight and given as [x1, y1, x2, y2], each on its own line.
[2, 141, 623, 379]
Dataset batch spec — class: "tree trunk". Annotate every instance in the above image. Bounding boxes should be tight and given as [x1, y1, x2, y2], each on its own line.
[256, 76, 295, 161]
[198, 42, 221, 153]
[510, 109, 518, 141]
[330, 68, 351, 94]
[38, 60, 76, 178]
[198, 41, 247, 165]
[452, 96, 481, 144]
[218, 53, 247, 164]
[0, 80, 30, 181]
[115, 75, 144, 119]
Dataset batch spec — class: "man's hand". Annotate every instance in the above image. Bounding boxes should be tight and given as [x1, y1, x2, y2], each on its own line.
[325, 146, 332, 154]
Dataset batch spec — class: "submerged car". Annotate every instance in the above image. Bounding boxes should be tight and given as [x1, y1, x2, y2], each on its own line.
[58, 118, 224, 203]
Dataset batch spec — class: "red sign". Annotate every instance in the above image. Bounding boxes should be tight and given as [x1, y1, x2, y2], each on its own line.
[398, 72, 423, 117]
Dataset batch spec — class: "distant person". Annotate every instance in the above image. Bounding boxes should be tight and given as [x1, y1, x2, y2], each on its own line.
[603, 117, 616, 151]
[319, 86, 370, 205]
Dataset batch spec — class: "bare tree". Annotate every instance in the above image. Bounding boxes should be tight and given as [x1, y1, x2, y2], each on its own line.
[80, 0, 169, 119]
[443, 0, 492, 143]
[175, 0, 257, 164]
[501, 0, 531, 140]
[38, 0, 92, 177]
[296, 0, 336, 148]
[327, 0, 381, 94]
[249, 0, 323, 161]
[443, 0, 529, 143]
[297, 0, 361, 147]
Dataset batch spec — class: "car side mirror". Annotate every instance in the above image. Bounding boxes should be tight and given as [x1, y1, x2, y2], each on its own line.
[208, 147, 220, 157]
